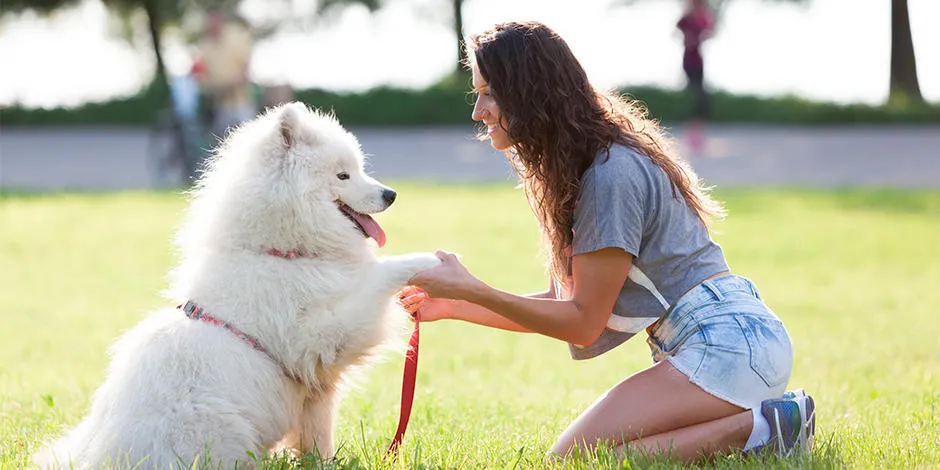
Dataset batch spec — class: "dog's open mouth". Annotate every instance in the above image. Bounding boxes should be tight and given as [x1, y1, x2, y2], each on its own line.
[336, 201, 387, 248]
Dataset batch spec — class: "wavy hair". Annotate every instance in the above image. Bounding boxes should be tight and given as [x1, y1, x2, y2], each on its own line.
[467, 21, 725, 283]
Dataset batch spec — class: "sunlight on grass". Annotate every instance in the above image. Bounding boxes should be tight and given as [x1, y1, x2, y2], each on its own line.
[2, 186, 938, 469]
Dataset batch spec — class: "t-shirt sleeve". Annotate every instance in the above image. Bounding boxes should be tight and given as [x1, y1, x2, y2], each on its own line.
[571, 156, 652, 258]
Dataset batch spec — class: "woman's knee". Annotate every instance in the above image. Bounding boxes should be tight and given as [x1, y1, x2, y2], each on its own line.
[546, 437, 598, 462]
[548, 431, 585, 458]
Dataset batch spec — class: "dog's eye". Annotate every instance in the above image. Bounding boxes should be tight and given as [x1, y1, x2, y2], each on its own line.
[336, 172, 350, 181]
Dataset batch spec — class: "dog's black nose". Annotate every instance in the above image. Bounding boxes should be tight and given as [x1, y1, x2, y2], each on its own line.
[382, 189, 397, 206]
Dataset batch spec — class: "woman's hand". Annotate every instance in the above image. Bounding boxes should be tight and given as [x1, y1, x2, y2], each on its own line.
[407, 250, 485, 302]
[398, 285, 454, 322]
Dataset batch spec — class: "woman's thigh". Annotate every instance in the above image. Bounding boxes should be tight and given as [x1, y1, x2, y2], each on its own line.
[650, 276, 793, 410]
[550, 360, 744, 456]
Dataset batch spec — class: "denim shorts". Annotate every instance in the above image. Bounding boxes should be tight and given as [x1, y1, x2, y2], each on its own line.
[645, 274, 793, 410]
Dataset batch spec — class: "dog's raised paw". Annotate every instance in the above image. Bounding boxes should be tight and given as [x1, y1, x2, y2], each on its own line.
[410, 252, 444, 270]
[381, 253, 442, 282]
[403, 252, 443, 271]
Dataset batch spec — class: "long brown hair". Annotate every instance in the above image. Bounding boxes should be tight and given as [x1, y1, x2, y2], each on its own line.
[467, 21, 725, 283]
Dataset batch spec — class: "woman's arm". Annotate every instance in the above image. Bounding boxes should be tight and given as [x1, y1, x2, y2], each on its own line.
[408, 248, 632, 346]
[441, 299, 534, 332]
[400, 285, 555, 333]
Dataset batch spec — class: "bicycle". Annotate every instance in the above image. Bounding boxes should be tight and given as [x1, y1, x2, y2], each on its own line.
[147, 82, 292, 187]
[147, 108, 199, 188]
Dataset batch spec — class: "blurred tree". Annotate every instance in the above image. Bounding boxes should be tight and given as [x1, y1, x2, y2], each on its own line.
[445, 0, 468, 74]
[0, 0, 387, 104]
[889, 0, 922, 105]
[2, 0, 230, 100]
[409, 0, 467, 76]
[613, 0, 924, 105]
[408, 0, 467, 75]
[452, 0, 465, 71]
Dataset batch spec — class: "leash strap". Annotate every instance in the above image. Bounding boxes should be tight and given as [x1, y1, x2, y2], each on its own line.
[178, 301, 306, 385]
[386, 318, 420, 457]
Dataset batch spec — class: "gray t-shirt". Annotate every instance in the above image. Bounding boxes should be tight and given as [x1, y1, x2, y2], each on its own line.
[558, 143, 729, 360]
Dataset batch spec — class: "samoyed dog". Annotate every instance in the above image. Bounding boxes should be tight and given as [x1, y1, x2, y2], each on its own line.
[34, 103, 441, 469]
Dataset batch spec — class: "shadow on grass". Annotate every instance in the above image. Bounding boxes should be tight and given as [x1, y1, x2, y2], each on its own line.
[0, 188, 189, 200]
[506, 437, 845, 470]
[827, 189, 940, 216]
[715, 188, 940, 217]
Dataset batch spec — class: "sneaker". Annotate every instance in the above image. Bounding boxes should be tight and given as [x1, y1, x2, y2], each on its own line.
[759, 389, 816, 456]
[781, 389, 816, 439]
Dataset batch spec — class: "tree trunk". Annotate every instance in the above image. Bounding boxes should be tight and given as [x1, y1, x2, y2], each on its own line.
[889, 0, 923, 105]
[453, 0, 466, 72]
[142, 0, 170, 101]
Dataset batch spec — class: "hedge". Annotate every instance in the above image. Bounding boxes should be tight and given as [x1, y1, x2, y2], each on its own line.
[1, 76, 937, 127]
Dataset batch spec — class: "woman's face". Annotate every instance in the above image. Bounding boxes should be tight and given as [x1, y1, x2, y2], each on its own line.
[471, 62, 512, 150]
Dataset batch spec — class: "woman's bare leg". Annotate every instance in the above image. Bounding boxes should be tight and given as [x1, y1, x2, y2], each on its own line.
[620, 410, 752, 462]
[550, 360, 750, 459]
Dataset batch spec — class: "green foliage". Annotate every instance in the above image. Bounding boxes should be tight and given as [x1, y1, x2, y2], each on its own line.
[0, 0, 79, 15]
[4, 0, 930, 127]
[0, 0, 394, 121]
[2, 77, 938, 127]
[704, 89, 940, 124]
[2, 187, 939, 469]
[0, 0, 203, 29]
[295, 84, 475, 127]
[0, 81, 171, 127]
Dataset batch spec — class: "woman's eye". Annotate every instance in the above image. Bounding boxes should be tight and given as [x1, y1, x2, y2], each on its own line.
[337, 172, 350, 181]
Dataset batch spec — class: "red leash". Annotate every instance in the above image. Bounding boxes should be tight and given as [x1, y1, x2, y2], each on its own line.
[385, 318, 420, 457]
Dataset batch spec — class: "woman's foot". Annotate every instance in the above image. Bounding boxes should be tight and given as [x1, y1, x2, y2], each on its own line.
[756, 389, 816, 456]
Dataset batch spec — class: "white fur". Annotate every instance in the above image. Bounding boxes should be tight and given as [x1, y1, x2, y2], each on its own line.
[34, 103, 441, 469]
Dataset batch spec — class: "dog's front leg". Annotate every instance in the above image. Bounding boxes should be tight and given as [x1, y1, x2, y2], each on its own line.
[328, 254, 439, 328]
[298, 387, 338, 460]
[334, 253, 440, 314]
[370, 253, 441, 295]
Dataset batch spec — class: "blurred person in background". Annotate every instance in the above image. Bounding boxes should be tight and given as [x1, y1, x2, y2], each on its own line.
[677, 0, 715, 154]
[196, 10, 257, 138]
[261, 84, 296, 110]
[168, 59, 208, 177]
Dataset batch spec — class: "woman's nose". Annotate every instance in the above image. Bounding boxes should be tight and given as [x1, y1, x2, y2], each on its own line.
[472, 99, 485, 121]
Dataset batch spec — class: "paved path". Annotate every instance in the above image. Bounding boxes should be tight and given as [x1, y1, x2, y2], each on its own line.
[2, 125, 938, 190]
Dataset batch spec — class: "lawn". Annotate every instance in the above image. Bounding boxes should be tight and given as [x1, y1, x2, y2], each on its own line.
[1, 186, 938, 469]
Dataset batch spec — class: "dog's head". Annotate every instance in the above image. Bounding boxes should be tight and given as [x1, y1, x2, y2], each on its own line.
[180, 102, 395, 258]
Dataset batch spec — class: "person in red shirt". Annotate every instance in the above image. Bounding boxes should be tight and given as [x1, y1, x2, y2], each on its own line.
[677, 0, 715, 153]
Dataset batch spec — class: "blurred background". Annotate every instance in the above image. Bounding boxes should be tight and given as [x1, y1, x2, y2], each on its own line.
[2, 4, 939, 467]
[0, 0, 938, 189]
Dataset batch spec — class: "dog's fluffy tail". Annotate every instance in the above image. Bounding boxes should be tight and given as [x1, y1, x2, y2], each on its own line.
[32, 423, 90, 470]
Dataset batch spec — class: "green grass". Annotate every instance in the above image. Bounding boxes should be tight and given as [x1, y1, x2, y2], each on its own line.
[1, 186, 938, 469]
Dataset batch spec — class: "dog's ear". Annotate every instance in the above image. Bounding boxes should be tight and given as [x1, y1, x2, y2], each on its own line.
[278, 102, 307, 150]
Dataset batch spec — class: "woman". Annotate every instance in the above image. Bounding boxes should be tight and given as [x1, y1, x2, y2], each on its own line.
[402, 21, 814, 463]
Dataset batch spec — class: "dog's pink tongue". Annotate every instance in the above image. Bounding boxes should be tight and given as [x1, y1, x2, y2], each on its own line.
[348, 210, 387, 248]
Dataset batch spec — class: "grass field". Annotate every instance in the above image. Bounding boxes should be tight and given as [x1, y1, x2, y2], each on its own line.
[2, 185, 938, 469]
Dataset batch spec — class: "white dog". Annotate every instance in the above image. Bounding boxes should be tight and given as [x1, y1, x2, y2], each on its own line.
[35, 103, 441, 469]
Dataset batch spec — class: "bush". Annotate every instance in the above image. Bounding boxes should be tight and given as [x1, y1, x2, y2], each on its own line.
[0, 82, 169, 127]
[295, 85, 473, 127]
[1, 75, 938, 127]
